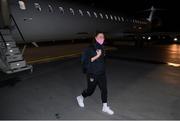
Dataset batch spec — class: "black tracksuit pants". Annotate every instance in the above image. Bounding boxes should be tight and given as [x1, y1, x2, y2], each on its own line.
[82, 73, 108, 103]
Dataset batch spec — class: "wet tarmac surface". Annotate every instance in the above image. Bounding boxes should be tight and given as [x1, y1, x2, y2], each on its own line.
[0, 44, 180, 120]
[109, 44, 180, 65]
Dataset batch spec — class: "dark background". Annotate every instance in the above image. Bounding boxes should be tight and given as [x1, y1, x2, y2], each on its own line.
[69, 0, 180, 32]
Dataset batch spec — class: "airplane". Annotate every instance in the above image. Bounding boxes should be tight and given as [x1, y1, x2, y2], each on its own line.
[0, 0, 153, 74]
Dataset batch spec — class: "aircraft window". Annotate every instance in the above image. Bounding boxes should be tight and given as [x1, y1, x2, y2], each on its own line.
[121, 17, 124, 22]
[34, 3, 41, 11]
[78, 9, 83, 16]
[94, 12, 98, 18]
[59, 7, 64, 14]
[18, 1, 26, 10]
[48, 4, 53, 13]
[110, 15, 113, 20]
[118, 16, 120, 21]
[87, 11, 91, 17]
[114, 16, 117, 21]
[105, 14, 108, 19]
[99, 13, 103, 19]
[70, 8, 75, 15]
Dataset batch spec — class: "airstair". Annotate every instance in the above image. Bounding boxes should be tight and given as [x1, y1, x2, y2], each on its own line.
[0, 29, 32, 74]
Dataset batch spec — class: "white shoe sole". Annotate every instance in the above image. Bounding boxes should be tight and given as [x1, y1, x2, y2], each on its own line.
[76, 97, 84, 108]
[102, 109, 114, 115]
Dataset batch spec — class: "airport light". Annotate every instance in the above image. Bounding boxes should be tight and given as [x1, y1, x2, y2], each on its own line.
[174, 37, 178, 42]
[148, 37, 151, 40]
[167, 62, 180, 67]
[142, 36, 146, 39]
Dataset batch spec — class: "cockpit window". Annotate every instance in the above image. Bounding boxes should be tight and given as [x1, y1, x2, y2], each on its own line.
[18, 1, 26, 10]
[48, 4, 53, 13]
[34, 3, 41, 11]
[78, 9, 83, 16]
[70, 8, 75, 15]
[59, 7, 64, 14]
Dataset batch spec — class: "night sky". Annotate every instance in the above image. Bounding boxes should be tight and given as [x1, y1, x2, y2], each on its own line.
[69, 0, 180, 32]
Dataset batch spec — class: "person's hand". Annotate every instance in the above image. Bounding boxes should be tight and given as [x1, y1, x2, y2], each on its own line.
[91, 49, 102, 62]
[96, 49, 102, 58]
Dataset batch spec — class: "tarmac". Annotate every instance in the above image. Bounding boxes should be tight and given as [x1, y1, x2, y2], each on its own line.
[0, 43, 180, 120]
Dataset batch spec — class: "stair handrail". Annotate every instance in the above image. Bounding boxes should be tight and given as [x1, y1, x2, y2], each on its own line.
[0, 31, 8, 66]
[10, 14, 26, 43]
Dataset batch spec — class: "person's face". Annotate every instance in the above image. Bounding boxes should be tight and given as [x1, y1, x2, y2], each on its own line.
[95, 33, 105, 45]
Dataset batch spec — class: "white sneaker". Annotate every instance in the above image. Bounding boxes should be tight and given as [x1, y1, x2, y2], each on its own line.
[102, 106, 114, 115]
[76, 96, 84, 108]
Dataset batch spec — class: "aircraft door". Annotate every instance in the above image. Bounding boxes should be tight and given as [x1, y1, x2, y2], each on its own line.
[0, 0, 10, 28]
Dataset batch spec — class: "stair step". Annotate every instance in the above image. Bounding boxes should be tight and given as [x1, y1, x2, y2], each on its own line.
[2, 35, 14, 41]
[0, 41, 6, 48]
[6, 54, 23, 63]
[0, 58, 9, 72]
[9, 60, 26, 70]
[0, 38, 4, 44]
[6, 41, 16, 48]
[6, 47, 21, 55]
[0, 29, 11, 35]
[6, 65, 33, 74]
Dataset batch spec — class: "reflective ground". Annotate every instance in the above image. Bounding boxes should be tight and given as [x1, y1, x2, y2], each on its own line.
[0, 43, 180, 120]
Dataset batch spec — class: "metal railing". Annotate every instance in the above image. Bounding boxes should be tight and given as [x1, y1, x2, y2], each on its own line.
[0, 31, 8, 68]
[10, 14, 26, 43]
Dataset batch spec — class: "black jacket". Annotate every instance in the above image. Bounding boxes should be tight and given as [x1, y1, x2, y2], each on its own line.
[86, 42, 106, 75]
